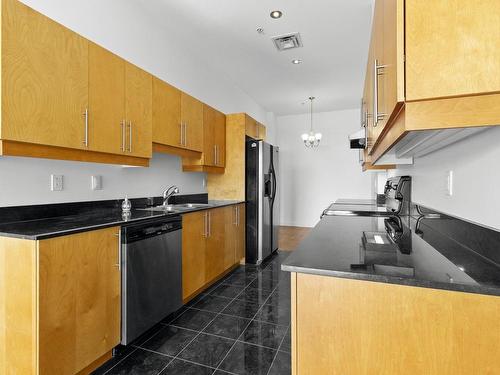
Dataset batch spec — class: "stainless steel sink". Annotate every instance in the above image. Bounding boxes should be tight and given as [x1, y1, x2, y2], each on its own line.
[139, 203, 212, 212]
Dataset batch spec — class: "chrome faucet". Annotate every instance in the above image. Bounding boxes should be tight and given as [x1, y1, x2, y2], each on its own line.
[163, 185, 179, 206]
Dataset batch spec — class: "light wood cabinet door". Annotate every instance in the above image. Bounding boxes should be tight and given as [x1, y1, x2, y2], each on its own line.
[2, 0, 89, 149]
[214, 110, 227, 167]
[125, 63, 152, 158]
[224, 206, 237, 270]
[205, 208, 226, 283]
[235, 204, 246, 262]
[245, 117, 258, 139]
[38, 227, 120, 375]
[89, 43, 125, 155]
[153, 78, 182, 147]
[181, 93, 203, 152]
[406, 0, 500, 101]
[182, 211, 206, 300]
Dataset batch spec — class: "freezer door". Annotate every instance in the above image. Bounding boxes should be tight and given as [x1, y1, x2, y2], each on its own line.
[261, 142, 273, 261]
[271, 146, 280, 252]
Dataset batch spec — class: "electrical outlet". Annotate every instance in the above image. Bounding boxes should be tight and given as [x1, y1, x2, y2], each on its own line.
[51, 175, 64, 191]
[91, 175, 103, 190]
[446, 170, 453, 196]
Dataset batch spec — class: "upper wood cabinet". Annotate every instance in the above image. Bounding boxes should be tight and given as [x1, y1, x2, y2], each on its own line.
[0, 0, 150, 166]
[181, 93, 204, 152]
[2, 0, 89, 150]
[245, 117, 267, 140]
[405, 0, 500, 101]
[152, 80, 204, 156]
[182, 104, 226, 173]
[153, 78, 182, 149]
[0, 226, 121, 375]
[125, 63, 153, 158]
[89, 44, 152, 158]
[363, 0, 500, 164]
[89, 43, 126, 155]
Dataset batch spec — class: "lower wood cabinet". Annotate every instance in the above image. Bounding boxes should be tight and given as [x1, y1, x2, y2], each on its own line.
[291, 273, 500, 375]
[182, 204, 245, 302]
[0, 226, 121, 375]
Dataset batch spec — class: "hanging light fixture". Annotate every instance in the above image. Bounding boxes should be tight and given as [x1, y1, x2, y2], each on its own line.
[301, 97, 322, 147]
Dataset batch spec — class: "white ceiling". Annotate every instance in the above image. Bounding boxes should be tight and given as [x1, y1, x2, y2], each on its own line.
[137, 0, 373, 116]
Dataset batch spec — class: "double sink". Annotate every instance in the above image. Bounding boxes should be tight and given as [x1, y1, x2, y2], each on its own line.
[140, 203, 213, 213]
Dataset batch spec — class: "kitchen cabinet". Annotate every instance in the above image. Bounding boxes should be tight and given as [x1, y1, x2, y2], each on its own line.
[2, 0, 89, 150]
[152, 78, 182, 150]
[245, 118, 266, 140]
[89, 44, 152, 158]
[182, 104, 226, 173]
[208, 113, 265, 200]
[205, 208, 226, 283]
[182, 210, 207, 300]
[362, 0, 500, 165]
[152, 80, 204, 157]
[182, 205, 242, 302]
[0, 226, 120, 375]
[0, 0, 150, 166]
[291, 273, 500, 374]
[224, 203, 245, 268]
[124, 63, 153, 158]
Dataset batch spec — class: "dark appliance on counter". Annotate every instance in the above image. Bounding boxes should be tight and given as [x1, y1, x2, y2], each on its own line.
[121, 216, 182, 345]
[246, 139, 280, 264]
[322, 176, 411, 217]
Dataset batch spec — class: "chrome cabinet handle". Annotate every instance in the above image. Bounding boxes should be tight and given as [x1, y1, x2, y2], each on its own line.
[114, 232, 121, 270]
[208, 211, 211, 237]
[128, 121, 132, 153]
[373, 59, 387, 127]
[233, 206, 238, 225]
[214, 145, 217, 166]
[121, 120, 126, 152]
[179, 122, 183, 146]
[82, 108, 89, 147]
[236, 206, 240, 226]
[203, 212, 208, 237]
[184, 123, 188, 147]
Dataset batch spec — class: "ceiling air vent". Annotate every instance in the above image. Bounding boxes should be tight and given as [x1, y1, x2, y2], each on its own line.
[272, 32, 303, 51]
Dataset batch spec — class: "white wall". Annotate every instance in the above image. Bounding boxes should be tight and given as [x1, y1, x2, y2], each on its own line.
[0, 0, 272, 207]
[0, 153, 205, 207]
[391, 126, 500, 230]
[276, 109, 373, 227]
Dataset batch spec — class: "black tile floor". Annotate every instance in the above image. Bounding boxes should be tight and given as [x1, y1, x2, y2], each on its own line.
[93, 251, 292, 375]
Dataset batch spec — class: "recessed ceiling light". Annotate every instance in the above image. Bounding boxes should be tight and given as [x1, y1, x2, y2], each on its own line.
[292, 59, 303, 64]
[270, 10, 283, 19]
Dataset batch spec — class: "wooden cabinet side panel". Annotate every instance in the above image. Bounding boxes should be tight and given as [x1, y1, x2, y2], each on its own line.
[205, 208, 226, 284]
[152, 78, 181, 147]
[406, 0, 500, 101]
[125, 63, 152, 158]
[88, 43, 125, 155]
[38, 227, 120, 375]
[2, 0, 89, 149]
[295, 274, 500, 375]
[0, 237, 38, 375]
[207, 114, 246, 200]
[182, 211, 206, 300]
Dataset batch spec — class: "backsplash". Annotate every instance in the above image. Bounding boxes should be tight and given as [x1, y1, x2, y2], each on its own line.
[0, 153, 206, 208]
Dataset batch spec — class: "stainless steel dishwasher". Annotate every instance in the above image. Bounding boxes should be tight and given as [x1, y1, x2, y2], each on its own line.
[121, 215, 182, 345]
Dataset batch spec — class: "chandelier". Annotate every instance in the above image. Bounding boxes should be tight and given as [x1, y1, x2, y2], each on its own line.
[301, 97, 322, 147]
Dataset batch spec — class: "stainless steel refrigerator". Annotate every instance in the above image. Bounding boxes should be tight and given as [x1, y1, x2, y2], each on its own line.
[246, 139, 280, 264]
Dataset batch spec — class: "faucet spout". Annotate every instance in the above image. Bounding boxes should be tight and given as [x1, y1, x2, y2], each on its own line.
[163, 186, 180, 206]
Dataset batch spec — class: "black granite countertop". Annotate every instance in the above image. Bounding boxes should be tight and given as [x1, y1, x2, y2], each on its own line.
[0, 199, 243, 240]
[282, 213, 500, 297]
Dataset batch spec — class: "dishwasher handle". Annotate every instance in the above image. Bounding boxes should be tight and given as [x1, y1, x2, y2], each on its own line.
[124, 219, 182, 243]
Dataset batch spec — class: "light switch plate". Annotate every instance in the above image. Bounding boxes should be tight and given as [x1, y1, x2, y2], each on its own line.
[51, 175, 63, 191]
[91, 175, 103, 190]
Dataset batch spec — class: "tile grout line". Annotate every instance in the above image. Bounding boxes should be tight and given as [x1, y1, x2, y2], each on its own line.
[213, 268, 283, 373]
[159, 267, 262, 373]
[265, 322, 292, 375]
